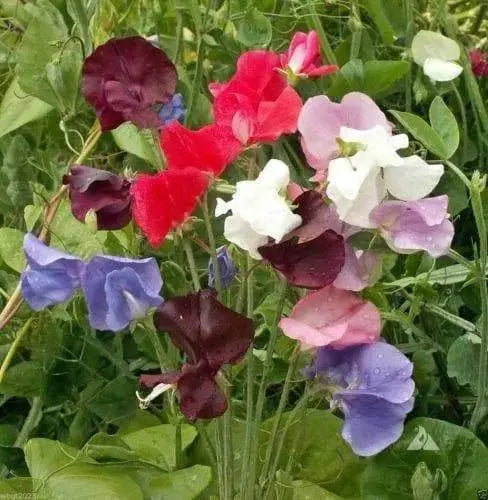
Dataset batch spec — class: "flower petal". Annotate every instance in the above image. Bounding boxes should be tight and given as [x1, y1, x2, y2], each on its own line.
[383, 155, 444, 201]
[131, 168, 209, 246]
[223, 215, 268, 260]
[411, 30, 460, 65]
[423, 58, 463, 81]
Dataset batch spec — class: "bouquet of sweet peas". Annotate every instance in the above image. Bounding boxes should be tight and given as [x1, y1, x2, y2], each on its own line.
[2, 9, 488, 497]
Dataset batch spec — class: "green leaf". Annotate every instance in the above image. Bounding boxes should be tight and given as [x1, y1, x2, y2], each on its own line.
[0, 227, 25, 272]
[66, 0, 94, 54]
[360, 0, 395, 44]
[86, 375, 137, 424]
[435, 170, 468, 216]
[0, 77, 52, 138]
[49, 199, 107, 259]
[390, 110, 447, 158]
[122, 424, 197, 470]
[262, 410, 364, 497]
[447, 333, 480, 389]
[112, 123, 160, 168]
[236, 7, 272, 47]
[429, 96, 459, 159]
[327, 59, 364, 99]
[0, 478, 35, 495]
[292, 480, 344, 499]
[362, 60, 410, 97]
[83, 432, 137, 462]
[144, 465, 212, 499]
[24, 205, 43, 232]
[360, 417, 488, 499]
[16, 0, 82, 113]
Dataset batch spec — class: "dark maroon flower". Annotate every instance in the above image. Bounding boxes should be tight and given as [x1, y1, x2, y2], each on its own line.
[82, 36, 178, 131]
[63, 165, 132, 230]
[140, 289, 254, 420]
[258, 191, 345, 289]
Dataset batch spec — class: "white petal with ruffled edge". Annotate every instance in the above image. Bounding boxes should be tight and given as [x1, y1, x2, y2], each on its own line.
[223, 215, 268, 260]
[423, 58, 463, 81]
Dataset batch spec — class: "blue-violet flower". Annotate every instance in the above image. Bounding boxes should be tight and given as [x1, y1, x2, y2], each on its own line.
[208, 246, 237, 289]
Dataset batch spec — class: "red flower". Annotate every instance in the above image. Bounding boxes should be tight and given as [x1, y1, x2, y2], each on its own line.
[280, 31, 338, 78]
[161, 121, 241, 176]
[211, 50, 303, 146]
[140, 289, 254, 420]
[82, 36, 177, 131]
[259, 191, 345, 288]
[131, 168, 208, 246]
[470, 49, 488, 77]
[63, 166, 132, 230]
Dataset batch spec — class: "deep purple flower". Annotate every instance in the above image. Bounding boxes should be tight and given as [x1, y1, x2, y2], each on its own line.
[158, 93, 186, 125]
[82, 36, 178, 131]
[21, 234, 85, 311]
[259, 191, 345, 289]
[63, 166, 132, 230]
[141, 289, 254, 420]
[308, 341, 415, 456]
[208, 246, 237, 289]
[369, 196, 454, 257]
[81, 256, 163, 331]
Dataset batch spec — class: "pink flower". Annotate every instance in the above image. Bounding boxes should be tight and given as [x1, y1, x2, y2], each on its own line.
[279, 285, 381, 349]
[280, 31, 338, 78]
[297, 92, 391, 180]
[369, 196, 454, 257]
[211, 51, 303, 146]
[470, 50, 488, 77]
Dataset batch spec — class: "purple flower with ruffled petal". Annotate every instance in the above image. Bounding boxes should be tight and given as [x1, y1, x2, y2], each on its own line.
[21, 234, 85, 311]
[81, 255, 163, 331]
[63, 166, 132, 230]
[208, 246, 237, 289]
[159, 93, 186, 125]
[369, 195, 454, 257]
[307, 341, 415, 456]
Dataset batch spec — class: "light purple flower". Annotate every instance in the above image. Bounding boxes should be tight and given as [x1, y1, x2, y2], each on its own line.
[81, 256, 163, 331]
[208, 246, 237, 289]
[159, 93, 186, 125]
[308, 341, 415, 456]
[369, 195, 454, 257]
[21, 234, 86, 311]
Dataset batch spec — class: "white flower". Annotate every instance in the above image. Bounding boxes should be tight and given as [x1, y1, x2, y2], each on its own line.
[412, 30, 463, 82]
[326, 126, 444, 227]
[216, 159, 302, 259]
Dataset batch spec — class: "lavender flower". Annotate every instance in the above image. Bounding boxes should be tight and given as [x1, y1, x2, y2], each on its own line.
[208, 246, 237, 289]
[21, 234, 86, 310]
[370, 196, 454, 257]
[81, 256, 163, 331]
[159, 93, 186, 125]
[308, 341, 415, 456]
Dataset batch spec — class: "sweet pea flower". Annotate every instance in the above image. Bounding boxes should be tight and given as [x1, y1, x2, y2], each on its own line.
[131, 167, 209, 247]
[140, 289, 254, 420]
[21, 234, 86, 311]
[63, 166, 132, 230]
[411, 30, 463, 82]
[215, 159, 302, 259]
[370, 196, 454, 257]
[279, 285, 381, 349]
[211, 51, 302, 146]
[208, 246, 237, 289]
[470, 50, 488, 77]
[298, 92, 392, 177]
[81, 255, 163, 331]
[82, 36, 177, 131]
[158, 93, 186, 125]
[307, 342, 415, 456]
[279, 31, 338, 80]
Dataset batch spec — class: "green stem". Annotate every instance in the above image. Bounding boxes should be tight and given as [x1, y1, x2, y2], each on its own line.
[469, 173, 488, 431]
[144, 326, 169, 371]
[239, 256, 255, 498]
[349, 0, 362, 60]
[14, 397, 42, 448]
[174, 419, 182, 471]
[182, 238, 201, 291]
[247, 279, 288, 499]
[446, 160, 471, 188]
[259, 345, 299, 493]
[222, 371, 234, 498]
[404, 0, 414, 112]
[305, 0, 337, 65]
[470, 0, 488, 33]
[0, 318, 34, 384]
[450, 82, 468, 165]
[151, 129, 165, 171]
[201, 194, 222, 294]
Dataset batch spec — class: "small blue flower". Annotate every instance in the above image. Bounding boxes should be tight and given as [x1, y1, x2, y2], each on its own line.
[159, 93, 186, 125]
[81, 255, 163, 331]
[208, 246, 237, 289]
[21, 234, 85, 311]
[307, 341, 415, 456]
